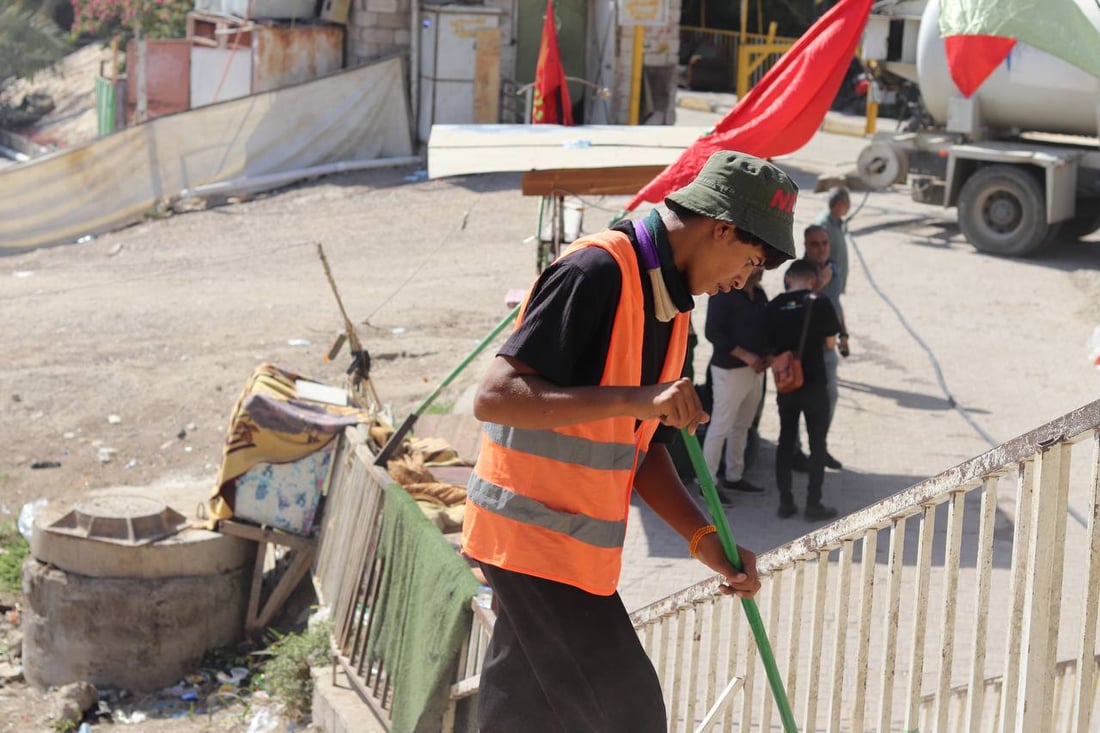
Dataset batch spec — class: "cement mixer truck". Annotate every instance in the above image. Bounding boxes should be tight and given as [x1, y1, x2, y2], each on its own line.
[856, 0, 1100, 256]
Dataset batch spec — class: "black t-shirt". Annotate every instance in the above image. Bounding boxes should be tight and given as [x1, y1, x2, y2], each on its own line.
[765, 290, 840, 389]
[498, 222, 689, 443]
[706, 285, 769, 370]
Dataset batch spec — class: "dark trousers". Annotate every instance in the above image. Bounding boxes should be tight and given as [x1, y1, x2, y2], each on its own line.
[477, 563, 666, 733]
[776, 385, 830, 507]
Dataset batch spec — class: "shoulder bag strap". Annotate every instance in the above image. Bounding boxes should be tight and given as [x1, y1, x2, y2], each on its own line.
[795, 294, 816, 359]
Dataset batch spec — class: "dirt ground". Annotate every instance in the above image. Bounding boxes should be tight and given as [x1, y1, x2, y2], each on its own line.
[0, 161, 541, 731]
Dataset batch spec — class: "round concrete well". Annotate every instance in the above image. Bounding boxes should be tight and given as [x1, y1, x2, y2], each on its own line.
[22, 481, 255, 692]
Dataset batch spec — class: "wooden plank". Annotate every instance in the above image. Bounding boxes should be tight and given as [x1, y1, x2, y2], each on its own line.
[521, 165, 665, 196]
[473, 28, 500, 125]
[427, 123, 707, 179]
[218, 518, 316, 552]
[255, 545, 316, 631]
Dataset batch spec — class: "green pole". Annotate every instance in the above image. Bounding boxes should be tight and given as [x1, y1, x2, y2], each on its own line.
[374, 304, 521, 465]
[412, 303, 520, 415]
[680, 428, 798, 733]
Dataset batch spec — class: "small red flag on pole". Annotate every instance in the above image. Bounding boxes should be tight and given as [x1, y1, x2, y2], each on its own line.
[532, 0, 574, 125]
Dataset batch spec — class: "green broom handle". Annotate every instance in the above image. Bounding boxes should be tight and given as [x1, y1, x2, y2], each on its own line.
[412, 303, 521, 415]
[680, 429, 798, 733]
[374, 304, 521, 466]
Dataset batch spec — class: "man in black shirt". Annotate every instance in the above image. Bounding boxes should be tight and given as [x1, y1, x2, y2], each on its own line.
[463, 151, 800, 732]
[766, 259, 841, 521]
[703, 268, 769, 496]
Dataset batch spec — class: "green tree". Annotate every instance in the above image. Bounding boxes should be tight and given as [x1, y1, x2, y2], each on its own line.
[0, 0, 69, 85]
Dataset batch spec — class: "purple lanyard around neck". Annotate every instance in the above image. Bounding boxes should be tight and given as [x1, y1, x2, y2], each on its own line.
[633, 218, 661, 272]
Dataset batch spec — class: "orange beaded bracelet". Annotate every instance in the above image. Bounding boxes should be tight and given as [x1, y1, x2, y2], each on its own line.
[688, 524, 718, 557]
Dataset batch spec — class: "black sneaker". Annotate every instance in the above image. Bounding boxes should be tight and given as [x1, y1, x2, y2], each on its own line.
[824, 453, 843, 471]
[722, 478, 765, 493]
[790, 451, 810, 473]
[804, 503, 838, 522]
[777, 503, 798, 519]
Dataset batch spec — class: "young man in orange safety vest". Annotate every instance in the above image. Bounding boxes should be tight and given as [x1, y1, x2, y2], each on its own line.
[462, 151, 799, 732]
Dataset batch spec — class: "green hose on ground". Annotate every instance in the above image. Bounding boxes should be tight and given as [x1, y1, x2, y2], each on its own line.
[680, 428, 798, 733]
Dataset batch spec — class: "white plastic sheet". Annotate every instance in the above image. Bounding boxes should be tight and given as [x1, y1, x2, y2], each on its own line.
[0, 56, 413, 251]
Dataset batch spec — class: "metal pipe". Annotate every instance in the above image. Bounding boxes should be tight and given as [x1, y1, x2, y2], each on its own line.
[410, 0, 419, 138]
[628, 26, 644, 124]
[177, 155, 422, 199]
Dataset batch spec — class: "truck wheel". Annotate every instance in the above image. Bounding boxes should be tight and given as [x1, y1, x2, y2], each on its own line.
[957, 165, 1050, 256]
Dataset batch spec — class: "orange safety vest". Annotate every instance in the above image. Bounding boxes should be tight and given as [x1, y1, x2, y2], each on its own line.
[461, 229, 690, 596]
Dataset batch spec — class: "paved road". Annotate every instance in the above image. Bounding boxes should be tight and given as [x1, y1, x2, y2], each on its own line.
[614, 105, 1100, 612]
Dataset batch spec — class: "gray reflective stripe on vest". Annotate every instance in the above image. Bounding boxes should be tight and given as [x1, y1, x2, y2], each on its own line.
[483, 423, 638, 472]
[467, 475, 627, 549]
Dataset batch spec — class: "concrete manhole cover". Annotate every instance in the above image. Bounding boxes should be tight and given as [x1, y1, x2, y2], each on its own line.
[45, 494, 189, 545]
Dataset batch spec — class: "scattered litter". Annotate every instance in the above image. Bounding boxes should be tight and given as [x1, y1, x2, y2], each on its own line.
[63, 431, 76, 439]
[246, 704, 283, 733]
[78, 724, 91, 733]
[0, 662, 23, 682]
[186, 422, 197, 431]
[108, 243, 124, 256]
[181, 689, 199, 702]
[215, 667, 249, 686]
[403, 169, 429, 183]
[287, 338, 311, 347]
[97, 447, 117, 463]
[124, 459, 137, 470]
[30, 460, 61, 469]
[159, 440, 175, 451]
[184, 446, 193, 453]
[177, 427, 187, 439]
[391, 327, 407, 335]
[77, 235, 94, 244]
[107, 414, 122, 424]
[308, 607, 331, 627]
[13, 270, 33, 278]
[18, 498, 47, 541]
[1090, 325, 1100, 368]
[113, 710, 147, 725]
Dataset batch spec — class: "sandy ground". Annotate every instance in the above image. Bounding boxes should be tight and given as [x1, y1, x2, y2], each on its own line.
[0, 162, 537, 731]
[2, 85, 1100, 728]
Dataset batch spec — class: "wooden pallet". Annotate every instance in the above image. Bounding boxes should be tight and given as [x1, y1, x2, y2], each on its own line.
[186, 10, 255, 49]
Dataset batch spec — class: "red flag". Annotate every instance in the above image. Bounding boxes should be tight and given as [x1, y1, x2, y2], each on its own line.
[943, 35, 1015, 97]
[627, 0, 873, 210]
[532, 0, 574, 125]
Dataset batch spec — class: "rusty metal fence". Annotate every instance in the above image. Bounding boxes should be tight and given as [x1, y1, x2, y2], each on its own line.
[315, 402, 1100, 733]
[314, 427, 489, 732]
[630, 398, 1100, 732]
[680, 25, 797, 98]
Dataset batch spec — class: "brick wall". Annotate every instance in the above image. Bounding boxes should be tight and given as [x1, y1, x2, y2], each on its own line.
[348, 0, 412, 64]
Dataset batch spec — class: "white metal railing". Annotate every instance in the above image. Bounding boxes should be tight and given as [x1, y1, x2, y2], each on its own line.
[630, 398, 1100, 732]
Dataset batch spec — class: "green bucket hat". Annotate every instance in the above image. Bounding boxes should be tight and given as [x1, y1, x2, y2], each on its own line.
[666, 151, 799, 260]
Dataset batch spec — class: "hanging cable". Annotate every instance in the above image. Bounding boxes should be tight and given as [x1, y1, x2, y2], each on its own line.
[846, 192, 1089, 528]
[846, 192, 998, 448]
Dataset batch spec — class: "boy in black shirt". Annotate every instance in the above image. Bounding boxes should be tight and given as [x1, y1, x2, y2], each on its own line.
[766, 259, 841, 521]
